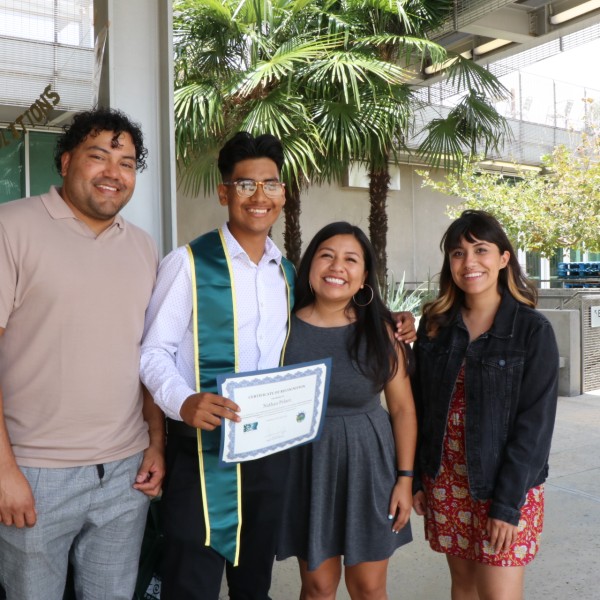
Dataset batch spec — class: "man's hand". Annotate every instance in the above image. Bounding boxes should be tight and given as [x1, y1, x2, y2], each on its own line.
[136, 385, 165, 497]
[0, 463, 36, 528]
[0, 374, 36, 528]
[392, 311, 417, 344]
[180, 392, 241, 431]
[134, 443, 165, 498]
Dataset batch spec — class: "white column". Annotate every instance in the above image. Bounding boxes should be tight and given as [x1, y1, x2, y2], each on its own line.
[517, 248, 527, 272]
[96, 0, 176, 255]
[540, 257, 550, 289]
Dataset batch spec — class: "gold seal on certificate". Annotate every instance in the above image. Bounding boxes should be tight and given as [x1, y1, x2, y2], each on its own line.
[217, 358, 331, 464]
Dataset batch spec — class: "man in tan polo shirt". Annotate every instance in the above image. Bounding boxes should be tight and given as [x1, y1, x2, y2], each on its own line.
[0, 108, 165, 600]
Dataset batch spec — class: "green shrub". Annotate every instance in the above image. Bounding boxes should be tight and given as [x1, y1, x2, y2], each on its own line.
[382, 272, 437, 316]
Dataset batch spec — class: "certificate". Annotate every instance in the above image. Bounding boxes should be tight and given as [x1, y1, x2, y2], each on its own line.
[217, 358, 331, 464]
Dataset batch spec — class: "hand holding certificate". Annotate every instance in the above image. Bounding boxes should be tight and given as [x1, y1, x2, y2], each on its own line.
[217, 359, 331, 464]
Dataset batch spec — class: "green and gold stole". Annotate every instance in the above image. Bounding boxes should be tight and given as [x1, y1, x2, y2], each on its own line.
[186, 228, 295, 565]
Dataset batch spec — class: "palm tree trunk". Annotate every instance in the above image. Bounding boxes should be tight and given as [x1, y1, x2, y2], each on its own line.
[368, 165, 391, 287]
[283, 180, 302, 267]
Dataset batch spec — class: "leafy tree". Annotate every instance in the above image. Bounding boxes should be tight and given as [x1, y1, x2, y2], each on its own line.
[419, 132, 600, 256]
[173, 0, 510, 277]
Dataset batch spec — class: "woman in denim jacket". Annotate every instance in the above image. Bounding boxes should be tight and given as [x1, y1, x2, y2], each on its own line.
[412, 210, 559, 599]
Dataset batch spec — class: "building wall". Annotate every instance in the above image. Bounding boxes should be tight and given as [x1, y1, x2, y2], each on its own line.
[176, 164, 461, 283]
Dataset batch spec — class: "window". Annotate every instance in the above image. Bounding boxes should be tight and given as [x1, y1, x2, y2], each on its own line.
[525, 250, 541, 281]
[0, 133, 22, 202]
[0, 129, 61, 203]
[1, 1, 94, 201]
[0, 0, 95, 118]
[548, 249, 562, 288]
[0, 0, 93, 45]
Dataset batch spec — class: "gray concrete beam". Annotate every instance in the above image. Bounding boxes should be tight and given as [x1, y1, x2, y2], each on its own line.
[459, 7, 535, 43]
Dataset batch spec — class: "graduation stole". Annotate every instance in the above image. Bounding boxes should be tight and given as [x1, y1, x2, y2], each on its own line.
[186, 228, 295, 565]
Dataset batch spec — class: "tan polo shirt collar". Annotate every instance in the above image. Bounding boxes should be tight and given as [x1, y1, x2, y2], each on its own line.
[41, 185, 125, 235]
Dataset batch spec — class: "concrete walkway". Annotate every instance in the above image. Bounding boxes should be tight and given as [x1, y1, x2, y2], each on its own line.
[248, 390, 600, 599]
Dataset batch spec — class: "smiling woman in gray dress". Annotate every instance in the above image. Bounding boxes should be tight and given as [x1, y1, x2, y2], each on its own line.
[277, 222, 417, 600]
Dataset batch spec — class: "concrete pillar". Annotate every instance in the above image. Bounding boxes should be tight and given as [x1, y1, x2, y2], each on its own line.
[95, 0, 176, 255]
[540, 308, 581, 396]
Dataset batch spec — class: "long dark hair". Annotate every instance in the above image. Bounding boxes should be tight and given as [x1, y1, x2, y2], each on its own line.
[295, 222, 408, 390]
[423, 210, 537, 337]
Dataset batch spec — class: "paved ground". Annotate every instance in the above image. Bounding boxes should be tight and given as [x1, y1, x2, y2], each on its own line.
[220, 390, 600, 599]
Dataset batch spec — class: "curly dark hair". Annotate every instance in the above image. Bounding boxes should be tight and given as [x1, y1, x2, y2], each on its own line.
[54, 108, 148, 173]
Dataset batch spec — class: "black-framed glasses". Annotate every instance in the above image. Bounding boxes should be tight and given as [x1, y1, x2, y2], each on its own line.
[223, 179, 286, 198]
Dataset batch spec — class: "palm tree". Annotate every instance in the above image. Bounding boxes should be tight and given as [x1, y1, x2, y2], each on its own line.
[174, 0, 510, 277]
[174, 0, 332, 264]
[174, 0, 413, 264]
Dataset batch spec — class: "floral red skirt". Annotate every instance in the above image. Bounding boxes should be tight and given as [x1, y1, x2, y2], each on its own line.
[423, 366, 544, 566]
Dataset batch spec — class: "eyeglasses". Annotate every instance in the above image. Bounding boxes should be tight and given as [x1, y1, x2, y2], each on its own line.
[223, 179, 286, 198]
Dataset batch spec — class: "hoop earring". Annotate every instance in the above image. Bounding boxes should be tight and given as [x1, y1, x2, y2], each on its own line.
[309, 281, 314, 296]
[353, 283, 374, 307]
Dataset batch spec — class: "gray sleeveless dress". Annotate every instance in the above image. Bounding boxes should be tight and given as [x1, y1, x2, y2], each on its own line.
[276, 315, 412, 571]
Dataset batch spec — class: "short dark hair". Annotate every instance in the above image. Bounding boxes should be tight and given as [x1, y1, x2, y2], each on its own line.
[54, 108, 148, 173]
[295, 221, 410, 390]
[217, 132, 284, 180]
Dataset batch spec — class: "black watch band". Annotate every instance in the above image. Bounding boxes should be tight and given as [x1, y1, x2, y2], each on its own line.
[396, 469, 415, 478]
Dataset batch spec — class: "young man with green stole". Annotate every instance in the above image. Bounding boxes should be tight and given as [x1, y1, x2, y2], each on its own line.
[140, 132, 294, 599]
[140, 132, 415, 599]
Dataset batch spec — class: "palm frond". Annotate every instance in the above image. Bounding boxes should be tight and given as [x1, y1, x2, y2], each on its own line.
[416, 92, 512, 170]
[446, 55, 511, 102]
[230, 34, 344, 98]
[174, 83, 224, 161]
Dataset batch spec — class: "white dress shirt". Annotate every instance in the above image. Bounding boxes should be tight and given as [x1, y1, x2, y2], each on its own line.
[140, 224, 289, 421]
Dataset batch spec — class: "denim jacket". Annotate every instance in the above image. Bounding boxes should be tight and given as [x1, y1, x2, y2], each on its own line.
[413, 290, 559, 525]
